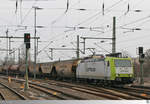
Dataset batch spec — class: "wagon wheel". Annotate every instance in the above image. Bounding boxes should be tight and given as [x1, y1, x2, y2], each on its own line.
[71, 65, 76, 81]
[38, 67, 43, 78]
[51, 67, 57, 79]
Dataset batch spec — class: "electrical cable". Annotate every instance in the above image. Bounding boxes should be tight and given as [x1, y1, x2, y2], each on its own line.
[51, 0, 80, 25]
[20, 1, 38, 24]
[94, 43, 111, 54]
[54, 0, 125, 43]
[118, 41, 150, 49]
[74, 0, 124, 27]
[117, 33, 150, 44]
[119, 15, 150, 28]
[84, 0, 130, 28]
[126, 17, 150, 28]
[13, 0, 149, 60]
[37, 31, 67, 54]
[43, 0, 127, 52]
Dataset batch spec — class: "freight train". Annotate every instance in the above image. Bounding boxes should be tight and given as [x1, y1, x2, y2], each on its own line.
[0, 53, 134, 85]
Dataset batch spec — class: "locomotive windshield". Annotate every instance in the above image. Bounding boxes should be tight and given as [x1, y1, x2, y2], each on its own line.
[114, 59, 131, 67]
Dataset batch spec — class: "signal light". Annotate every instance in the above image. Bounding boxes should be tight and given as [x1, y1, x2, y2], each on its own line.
[141, 54, 145, 58]
[24, 33, 30, 49]
[24, 33, 30, 43]
[138, 47, 143, 55]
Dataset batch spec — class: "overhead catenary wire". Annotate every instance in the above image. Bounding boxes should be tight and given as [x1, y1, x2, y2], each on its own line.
[51, 0, 125, 30]
[74, 0, 124, 27]
[39, 27, 77, 53]
[58, 51, 74, 59]
[131, 0, 146, 9]
[118, 41, 150, 50]
[94, 43, 111, 54]
[23, 13, 150, 57]
[20, 1, 38, 24]
[47, 0, 128, 49]
[51, 0, 80, 25]
[119, 15, 150, 28]
[117, 32, 150, 44]
[37, 31, 68, 54]
[83, 0, 129, 27]
[37, 0, 149, 60]
[126, 17, 150, 28]
[37, 28, 80, 57]
[74, 0, 148, 36]
[5, 0, 150, 61]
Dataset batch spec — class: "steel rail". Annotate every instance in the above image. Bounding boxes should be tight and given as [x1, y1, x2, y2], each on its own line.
[0, 82, 28, 100]
[0, 92, 5, 100]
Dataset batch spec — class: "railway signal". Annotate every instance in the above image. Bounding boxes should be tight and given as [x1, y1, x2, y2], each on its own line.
[24, 33, 30, 91]
[138, 46, 145, 85]
[24, 33, 30, 49]
[138, 47, 143, 55]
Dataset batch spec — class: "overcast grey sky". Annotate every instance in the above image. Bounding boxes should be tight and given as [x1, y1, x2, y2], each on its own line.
[0, 0, 150, 62]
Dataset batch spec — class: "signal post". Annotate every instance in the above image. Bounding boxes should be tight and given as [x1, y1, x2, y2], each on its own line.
[24, 33, 30, 91]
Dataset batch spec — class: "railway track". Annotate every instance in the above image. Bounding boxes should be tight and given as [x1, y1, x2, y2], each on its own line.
[0, 92, 5, 100]
[37, 78, 150, 100]
[1, 76, 150, 100]
[0, 81, 28, 100]
[0, 76, 94, 99]
[131, 85, 150, 90]
[103, 86, 150, 100]
[124, 85, 150, 96]
[28, 79, 133, 100]
[0, 76, 123, 99]
[71, 81, 150, 100]
[0, 76, 62, 100]
[20, 80, 110, 100]
[36, 79, 143, 100]
[1, 78, 77, 100]
[29, 83, 85, 100]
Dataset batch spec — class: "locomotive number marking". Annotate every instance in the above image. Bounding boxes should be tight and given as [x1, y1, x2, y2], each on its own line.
[86, 67, 96, 72]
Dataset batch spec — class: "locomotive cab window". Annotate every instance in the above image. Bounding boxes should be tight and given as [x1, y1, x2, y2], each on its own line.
[114, 59, 131, 67]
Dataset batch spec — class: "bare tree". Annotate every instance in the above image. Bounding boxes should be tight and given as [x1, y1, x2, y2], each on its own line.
[145, 49, 150, 62]
[143, 49, 150, 77]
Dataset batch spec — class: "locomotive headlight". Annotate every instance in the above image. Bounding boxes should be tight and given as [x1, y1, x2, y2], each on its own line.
[130, 74, 132, 77]
[116, 74, 119, 77]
